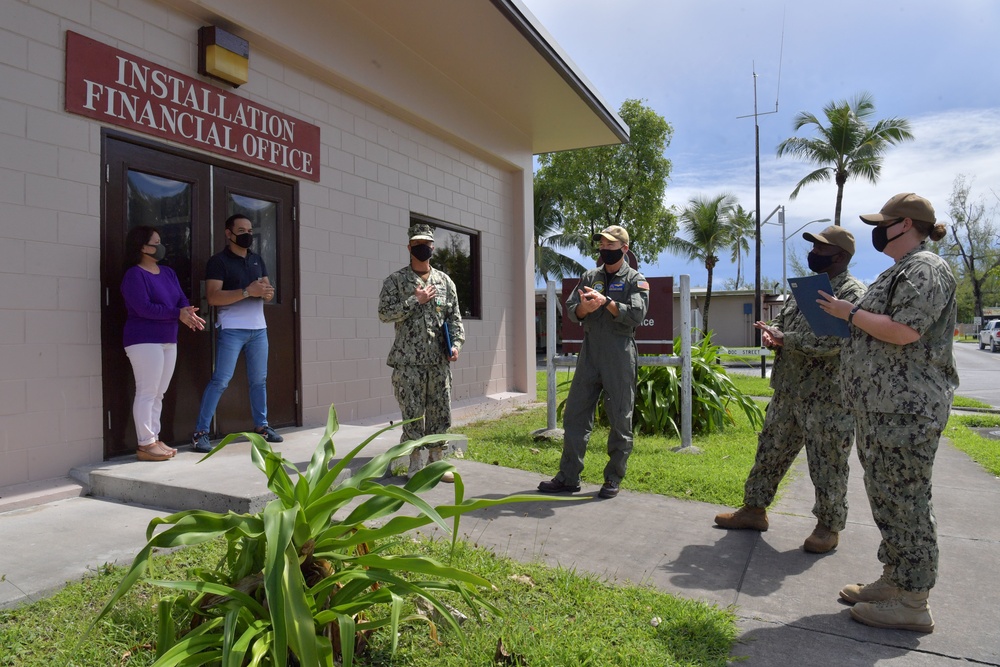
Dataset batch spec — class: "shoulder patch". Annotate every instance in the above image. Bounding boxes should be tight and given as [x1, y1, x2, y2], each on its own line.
[637, 280, 649, 290]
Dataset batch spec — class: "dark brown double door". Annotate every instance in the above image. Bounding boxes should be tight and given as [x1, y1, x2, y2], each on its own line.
[101, 135, 299, 459]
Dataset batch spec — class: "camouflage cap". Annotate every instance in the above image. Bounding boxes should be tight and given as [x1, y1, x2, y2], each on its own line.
[592, 225, 629, 244]
[408, 223, 435, 242]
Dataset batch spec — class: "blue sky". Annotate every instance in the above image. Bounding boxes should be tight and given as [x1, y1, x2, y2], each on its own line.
[522, 0, 1000, 287]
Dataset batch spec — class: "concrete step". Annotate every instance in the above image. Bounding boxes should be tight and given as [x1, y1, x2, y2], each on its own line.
[68, 425, 469, 515]
[0, 477, 86, 515]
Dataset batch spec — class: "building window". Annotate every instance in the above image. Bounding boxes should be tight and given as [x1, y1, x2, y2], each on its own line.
[412, 214, 480, 319]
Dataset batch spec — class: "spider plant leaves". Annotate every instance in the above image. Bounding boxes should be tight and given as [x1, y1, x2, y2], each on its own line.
[85, 403, 561, 666]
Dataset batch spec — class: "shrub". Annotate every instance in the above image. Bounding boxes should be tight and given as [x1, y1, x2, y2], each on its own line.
[87, 406, 557, 667]
[559, 331, 764, 437]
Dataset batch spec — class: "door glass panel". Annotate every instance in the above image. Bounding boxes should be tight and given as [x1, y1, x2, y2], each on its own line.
[126, 170, 193, 299]
[229, 194, 278, 303]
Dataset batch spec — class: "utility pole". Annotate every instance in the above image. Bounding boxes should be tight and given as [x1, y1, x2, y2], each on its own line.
[738, 68, 778, 378]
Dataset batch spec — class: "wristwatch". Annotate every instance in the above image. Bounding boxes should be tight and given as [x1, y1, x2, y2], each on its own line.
[242, 288, 250, 299]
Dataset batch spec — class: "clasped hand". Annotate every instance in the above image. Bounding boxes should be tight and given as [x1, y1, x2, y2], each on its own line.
[246, 278, 275, 301]
[576, 287, 608, 315]
[180, 306, 206, 331]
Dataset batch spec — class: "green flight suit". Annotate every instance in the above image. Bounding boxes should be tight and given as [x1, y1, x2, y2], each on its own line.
[555, 263, 650, 486]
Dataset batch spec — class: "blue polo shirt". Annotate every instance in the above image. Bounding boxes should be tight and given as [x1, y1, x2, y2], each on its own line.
[206, 246, 268, 330]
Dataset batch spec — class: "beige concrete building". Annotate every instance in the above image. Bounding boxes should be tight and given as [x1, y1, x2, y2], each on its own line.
[0, 0, 627, 488]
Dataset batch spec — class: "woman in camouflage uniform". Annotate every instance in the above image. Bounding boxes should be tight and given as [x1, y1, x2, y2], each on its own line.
[819, 193, 958, 633]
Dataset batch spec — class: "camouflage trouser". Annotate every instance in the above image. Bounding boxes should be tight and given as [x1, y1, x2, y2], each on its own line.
[743, 388, 854, 531]
[854, 410, 941, 592]
[391, 363, 452, 447]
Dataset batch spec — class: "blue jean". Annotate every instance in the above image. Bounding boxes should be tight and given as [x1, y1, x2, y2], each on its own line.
[195, 328, 269, 433]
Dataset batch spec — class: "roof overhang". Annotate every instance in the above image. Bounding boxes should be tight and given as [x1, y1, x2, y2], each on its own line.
[166, 0, 628, 159]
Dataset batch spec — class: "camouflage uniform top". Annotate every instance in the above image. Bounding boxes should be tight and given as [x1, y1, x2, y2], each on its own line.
[378, 265, 465, 367]
[841, 246, 958, 421]
[770, 270, 867, 400]
[566, 263, 650, 336]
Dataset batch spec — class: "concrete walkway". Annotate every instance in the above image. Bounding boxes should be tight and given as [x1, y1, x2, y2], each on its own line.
[1, 420, 998, 666]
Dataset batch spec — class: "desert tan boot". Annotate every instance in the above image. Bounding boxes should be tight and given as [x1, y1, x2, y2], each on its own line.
[714, 506, 768, 531]
[427, 445, 455, 483]
[803, 522, 839, 553]
[850, 590, 934, 633]
[839, 564, 899, 604]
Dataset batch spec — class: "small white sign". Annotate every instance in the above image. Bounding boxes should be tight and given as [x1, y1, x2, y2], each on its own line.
[723, 347, 773, 357]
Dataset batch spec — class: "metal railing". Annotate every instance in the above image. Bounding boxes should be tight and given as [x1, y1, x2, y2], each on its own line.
[543, 275, 693, 449]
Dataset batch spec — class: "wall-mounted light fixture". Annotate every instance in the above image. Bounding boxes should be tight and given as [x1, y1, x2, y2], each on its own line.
[198, 26, 249, 87]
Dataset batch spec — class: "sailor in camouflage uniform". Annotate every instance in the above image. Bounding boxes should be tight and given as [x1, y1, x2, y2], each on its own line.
[538, 225, 650, 500]
[819, 193, 957, 633]
[378, 223, 464, 483]
[715, 226, 866, 554]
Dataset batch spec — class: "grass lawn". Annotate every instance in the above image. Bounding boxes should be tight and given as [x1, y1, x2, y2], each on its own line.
[458, 370, 771, 508]
[944, 414, 1000, 477]
[0, 537, 737, 667]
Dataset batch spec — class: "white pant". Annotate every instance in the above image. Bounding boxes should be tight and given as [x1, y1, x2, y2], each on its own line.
[125, 343, 177, 446]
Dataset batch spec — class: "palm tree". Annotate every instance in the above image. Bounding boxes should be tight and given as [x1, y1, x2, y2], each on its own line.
[668, 193, 738, 334]
[534, 179, 587, 282]
[727, 205, 756, 289]
[776, 92, 914, 225]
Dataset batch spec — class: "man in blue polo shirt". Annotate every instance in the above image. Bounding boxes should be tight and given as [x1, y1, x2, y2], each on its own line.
[191, 214, 283, 452]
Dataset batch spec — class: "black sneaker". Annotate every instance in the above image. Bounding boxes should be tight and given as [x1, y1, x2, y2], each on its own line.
[537, 478, 581, 493]
[255, 425, 284, 443]
[598, 480, 620, 499]
[191, 431, 213, 453]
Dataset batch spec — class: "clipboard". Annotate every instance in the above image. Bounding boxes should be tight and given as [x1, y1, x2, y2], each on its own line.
[786, 274, 850, 338]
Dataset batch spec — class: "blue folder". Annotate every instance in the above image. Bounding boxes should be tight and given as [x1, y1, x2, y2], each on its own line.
[786, 274, 850, 338]
[442, 321, 453, 357]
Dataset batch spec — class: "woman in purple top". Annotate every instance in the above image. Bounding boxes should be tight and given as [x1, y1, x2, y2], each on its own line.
[121, 226, 205, 461]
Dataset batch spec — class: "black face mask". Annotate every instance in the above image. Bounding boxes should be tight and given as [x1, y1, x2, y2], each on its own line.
[410, 244, 433, 262]
[232, 232, 254, 249]
[599, 247, 624, 265]
[145, 244, 166, 261]
[872, 218, 906, 253]
[807, 251, 837, 274]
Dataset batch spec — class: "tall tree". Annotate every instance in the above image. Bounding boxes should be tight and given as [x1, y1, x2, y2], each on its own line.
[535, 98, 676, 264]
[776, 92, 914, 225]
[936, 175, 1000, 321]
[533, 177, 587, 282]
[668, 193, 739, 333]
[727, 204, 756, 290]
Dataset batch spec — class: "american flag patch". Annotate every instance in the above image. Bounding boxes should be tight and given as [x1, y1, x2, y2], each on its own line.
[637, 280, 649, 290]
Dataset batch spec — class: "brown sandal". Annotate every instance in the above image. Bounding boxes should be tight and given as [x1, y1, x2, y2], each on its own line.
[137, 443, 171, 462]
[155, 440, 177, 457]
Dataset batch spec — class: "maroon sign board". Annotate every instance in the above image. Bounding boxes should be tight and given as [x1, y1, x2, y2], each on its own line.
[65, 31, 321, 182]
[560, 276, 674, 354]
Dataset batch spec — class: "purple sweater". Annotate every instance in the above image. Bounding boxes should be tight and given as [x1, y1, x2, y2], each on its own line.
[120, 265, 190, 347]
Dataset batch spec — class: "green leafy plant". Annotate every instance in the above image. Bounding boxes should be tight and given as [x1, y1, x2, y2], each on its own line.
[86, 406, 557, 666]
[559, 331, 764, 437]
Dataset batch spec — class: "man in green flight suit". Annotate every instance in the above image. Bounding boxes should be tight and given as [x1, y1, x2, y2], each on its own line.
[378, 223, 465, 483]
[538, 225, 650, 499]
